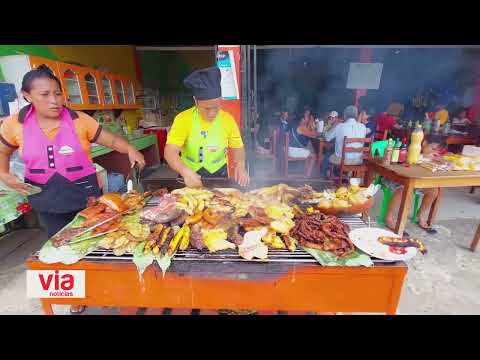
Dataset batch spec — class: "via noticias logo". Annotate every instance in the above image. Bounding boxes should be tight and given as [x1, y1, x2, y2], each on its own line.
[27, 270, 85, 298]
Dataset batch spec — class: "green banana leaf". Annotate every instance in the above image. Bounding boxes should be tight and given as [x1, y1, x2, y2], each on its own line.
[39, 235, 103, 264]
[303, 247, 373, 267]
[38, 215, 99, 264]
[154, 254, 174, 278]
[133, 242, 155, 279]
[38, 211, 144, 265]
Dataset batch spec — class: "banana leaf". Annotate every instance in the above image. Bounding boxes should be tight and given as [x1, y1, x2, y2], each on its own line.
[303, 247, 373, 267]
[154, 253, 174, 278]
[133, 242, 155, 279]
[39, 211, 143, 265]
[38, 215, 101, 264]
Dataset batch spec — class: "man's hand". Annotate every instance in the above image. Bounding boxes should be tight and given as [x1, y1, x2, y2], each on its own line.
[127, 146, 146, 169]
[234, 167, 250, 187]
[0, 173, 32, 196]
[182, 168, 203, 188]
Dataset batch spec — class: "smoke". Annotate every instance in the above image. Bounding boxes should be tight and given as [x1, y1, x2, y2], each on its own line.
[256, 47, 478, 119]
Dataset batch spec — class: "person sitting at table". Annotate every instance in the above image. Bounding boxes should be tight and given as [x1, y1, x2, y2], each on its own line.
[375, 104, 402, 140]
[434, 103, 449, 126]
[359, 109, 374, 138]
[383, 134, 446, 235]
[452, 108, 472, 127]
[297, 106, 321, 158]
[277, 108, 317, 177]
[326, 110, 341, 130]
[322, 105, 367, 177]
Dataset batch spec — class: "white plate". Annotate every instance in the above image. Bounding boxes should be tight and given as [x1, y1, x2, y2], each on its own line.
[349, 227, 417, 261]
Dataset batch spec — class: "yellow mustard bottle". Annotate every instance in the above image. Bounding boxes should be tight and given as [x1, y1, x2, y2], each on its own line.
[407, 124, 424, 165]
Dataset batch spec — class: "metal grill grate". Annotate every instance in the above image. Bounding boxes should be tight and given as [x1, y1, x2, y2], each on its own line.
[32, 215, 397, 264]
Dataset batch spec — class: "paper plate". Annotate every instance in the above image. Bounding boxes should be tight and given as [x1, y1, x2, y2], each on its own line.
[349, 227, 417, 261]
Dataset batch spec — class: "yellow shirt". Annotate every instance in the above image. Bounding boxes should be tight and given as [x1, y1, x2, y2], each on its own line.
[166, 107, 244, 149]
[435, 109, 449, 125]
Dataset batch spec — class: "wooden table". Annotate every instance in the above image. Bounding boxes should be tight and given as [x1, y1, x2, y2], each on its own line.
[366, 160, 480, 237]
[446, 135, 476, 146]
[26, 257, 407, 315]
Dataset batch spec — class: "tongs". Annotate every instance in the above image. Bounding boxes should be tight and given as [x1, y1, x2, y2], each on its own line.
[126, 162, 144, 193]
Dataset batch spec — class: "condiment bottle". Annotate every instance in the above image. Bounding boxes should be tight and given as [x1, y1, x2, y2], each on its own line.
[383, 138, 394, 166]
[398, 142, 408, 164]
[443, 120, 451, 134]
[391, 139, 401, 164]
[407, 124, 424, 165]
[423, 114, 432, 134]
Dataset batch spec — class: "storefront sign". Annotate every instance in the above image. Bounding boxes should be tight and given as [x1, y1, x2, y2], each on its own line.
[346, 62, 384, 90]
[217, 50, 239, 100]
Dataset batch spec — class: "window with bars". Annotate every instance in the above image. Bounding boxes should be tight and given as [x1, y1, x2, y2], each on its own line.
[114, 79, 125, 104]
[85, 73, 99, 104]
[102, 77, 114, 105]
[64, 69, 82, 104]
[126, 81, 135, 104]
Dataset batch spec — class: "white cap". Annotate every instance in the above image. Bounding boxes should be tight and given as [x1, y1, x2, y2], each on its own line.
[329, 111, 338, 117]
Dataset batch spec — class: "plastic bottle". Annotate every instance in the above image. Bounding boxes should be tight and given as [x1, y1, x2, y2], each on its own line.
[444, 120, 451, 134]
[407, 124, 424, 165]
[398, 142, 408, 164]
[391, 139, 401, 164]
[423, 113, 432, 134]
[383, 138, 394, 166]
[315, 118, 324, 134]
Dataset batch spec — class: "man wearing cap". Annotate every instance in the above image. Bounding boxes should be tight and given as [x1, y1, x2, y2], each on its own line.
[325, 111, 341, 131]
[164, 67, 249, 188]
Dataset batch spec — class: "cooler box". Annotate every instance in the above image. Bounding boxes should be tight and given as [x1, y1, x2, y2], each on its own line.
[143, 127, 168, 162]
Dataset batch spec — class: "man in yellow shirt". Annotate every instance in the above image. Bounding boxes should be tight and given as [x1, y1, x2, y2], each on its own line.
[164, 67, 249, 188]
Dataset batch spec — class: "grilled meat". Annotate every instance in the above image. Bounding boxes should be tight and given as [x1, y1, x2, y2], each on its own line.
[51, 228, 86, 247]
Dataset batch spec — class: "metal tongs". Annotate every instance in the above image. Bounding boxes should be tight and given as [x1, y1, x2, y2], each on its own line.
[126, 162, 144, 193]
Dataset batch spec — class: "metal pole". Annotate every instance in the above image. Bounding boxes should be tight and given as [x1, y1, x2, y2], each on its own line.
[253, 45, 257, 118]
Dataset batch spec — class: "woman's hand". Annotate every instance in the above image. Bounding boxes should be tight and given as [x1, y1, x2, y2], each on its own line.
[0, 173, 32, 196]
[182, 168, 203, 188]
[127, 146, 146, 169]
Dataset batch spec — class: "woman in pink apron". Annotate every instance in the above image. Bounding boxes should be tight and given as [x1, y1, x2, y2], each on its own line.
[0, 65, 145, 238]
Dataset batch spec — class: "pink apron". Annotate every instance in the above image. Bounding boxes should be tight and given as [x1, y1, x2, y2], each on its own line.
[22, 106, 101, 213]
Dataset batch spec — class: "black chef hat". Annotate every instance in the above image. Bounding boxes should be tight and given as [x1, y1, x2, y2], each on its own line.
[183, 66, 222, 100]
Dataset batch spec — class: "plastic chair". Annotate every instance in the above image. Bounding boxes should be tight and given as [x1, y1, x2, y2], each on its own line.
[377, 180, 422, 225]
[371, 140, 389, 158]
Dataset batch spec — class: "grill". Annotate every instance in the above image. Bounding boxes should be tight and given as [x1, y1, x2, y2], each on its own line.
[32, 215, 397, 265]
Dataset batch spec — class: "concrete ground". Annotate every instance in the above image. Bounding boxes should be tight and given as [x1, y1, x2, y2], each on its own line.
[0, 185, 478, 315]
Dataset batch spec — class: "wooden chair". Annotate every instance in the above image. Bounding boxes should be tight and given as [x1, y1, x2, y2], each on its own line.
[254, 128, 279, 175]
[330, 136, 373, 185]
[283, 133, 315, 178]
